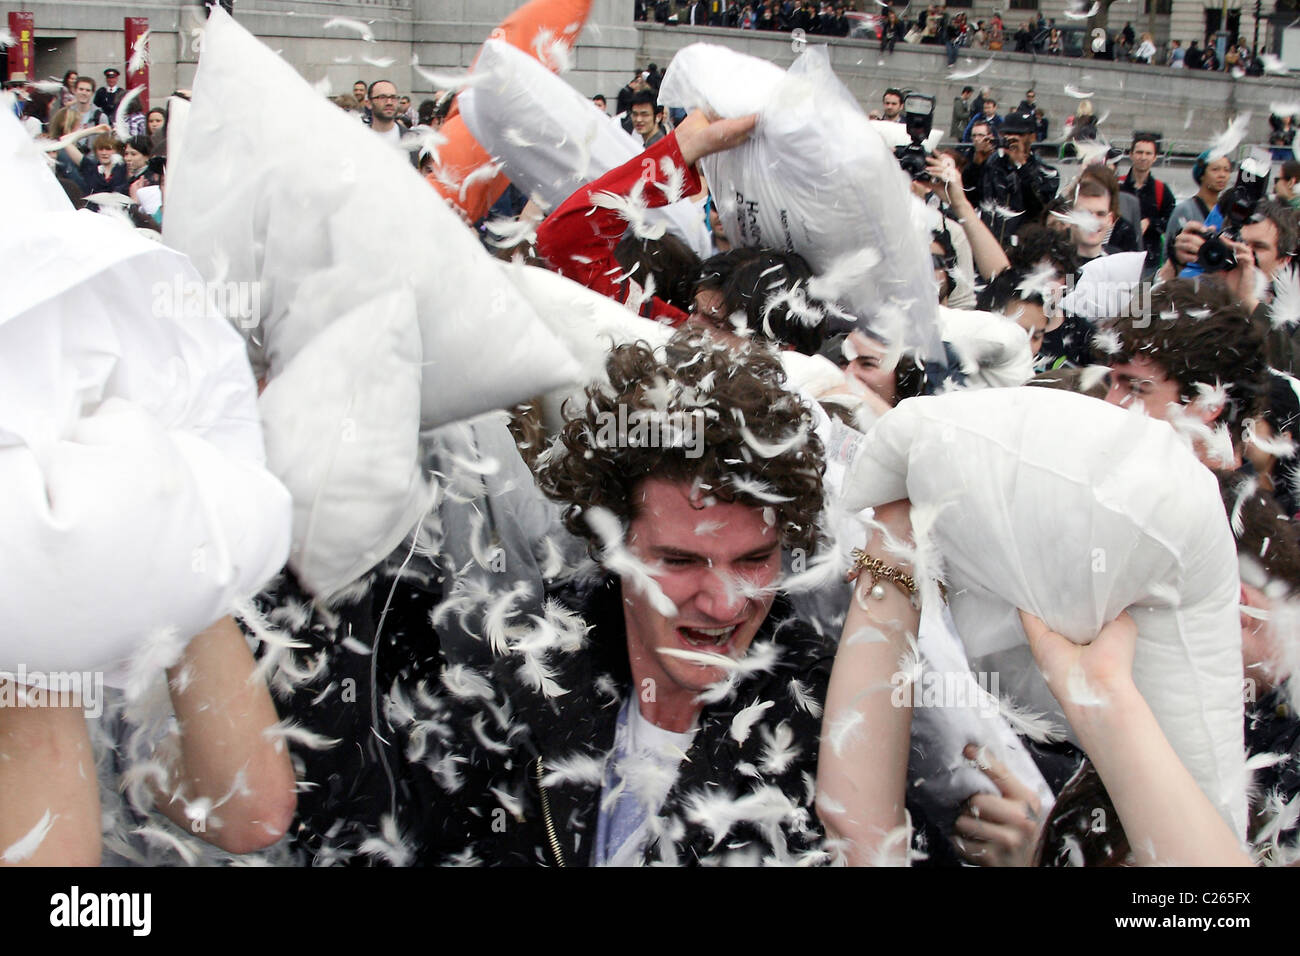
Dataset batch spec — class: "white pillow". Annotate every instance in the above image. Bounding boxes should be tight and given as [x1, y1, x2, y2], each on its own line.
[0, 190, 290, 685]
[500, 262, 673, 430]
[259, 290, 430, 600]
[658, 44, 943, 365]
[841, 386, 1247, 837]
[163, 6, 580, 428]
[460, 39, 714, 259]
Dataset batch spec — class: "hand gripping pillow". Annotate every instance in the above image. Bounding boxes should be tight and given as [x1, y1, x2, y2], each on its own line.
[460, 39, 714, 258]
[258, 290, 431, 600]
[658, 43, 943, 365]
[163, 6, 580, 427]
[840, 387, 1247, 837]
[0, 203, 291, 687]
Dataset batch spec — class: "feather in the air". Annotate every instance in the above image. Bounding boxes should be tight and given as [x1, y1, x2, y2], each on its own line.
[363, 55, 396, 68]
[1270, 266, 1300, 329]
[127, 31, 151, 73]
[584, 506, 678, 617]
[730, 699, 775, 744]
[262, 719, 341, 752]
[323, 17, 375, 42]
[1208, 113, 1252, 160]
[1063, 83, 1095, 98]
[1063, 1, 1100, 18]
[947, 57, 994, 80]
[358, 815, 413, 866]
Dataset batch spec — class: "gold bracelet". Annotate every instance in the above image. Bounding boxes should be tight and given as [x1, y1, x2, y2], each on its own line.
[850, 549, 917, 602]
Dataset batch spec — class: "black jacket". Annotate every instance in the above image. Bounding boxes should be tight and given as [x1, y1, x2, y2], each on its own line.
[980, 151, 1061, 242]
[416, 575, 836, 866]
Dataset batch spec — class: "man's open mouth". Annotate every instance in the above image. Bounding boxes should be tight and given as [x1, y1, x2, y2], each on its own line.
[678, 625, 739, 648]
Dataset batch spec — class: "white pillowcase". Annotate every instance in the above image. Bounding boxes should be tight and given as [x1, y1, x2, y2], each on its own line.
[259, 290, 431, 600]
[0, 196, 290, 685]
[658, 43, 942, 365]
[460, 39, 714, 258]
[841, 386, 1247, 837]
[163, 7, 580, 427]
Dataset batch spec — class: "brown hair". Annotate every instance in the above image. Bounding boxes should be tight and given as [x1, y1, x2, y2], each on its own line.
[1035, 761, 1131, 866]
[1075, 165, 1119, 218]
[534, 328, 826, 553]
[1103, 278, 1268, 441]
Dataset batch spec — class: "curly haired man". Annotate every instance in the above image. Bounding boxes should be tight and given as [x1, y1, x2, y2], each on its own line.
[416, 328, 839, 866]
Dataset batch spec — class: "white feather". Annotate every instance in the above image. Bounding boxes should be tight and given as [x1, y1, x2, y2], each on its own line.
[323, 17, 375, 42]
[540, 753, 605, 787]
[1063, 83, 1095, 98]
[947, 57, 994, 80]
[584, 506, 677, 617]
[261, 719, 341, 752]
[655, 156, 687, 205]
[459, 161, 503, 203]
[589, 181, 666, 241]
[127, 31, 151, 74]
[1, 810, 57, 863]
[729, 699, 775, 745]
[1270, 266, 1300, 329]
[1208, 113, 1252, 161]
[362, 55, 396, 68]
[132, 824, 200, 865]
[1063, 1, 1100, 17]
[358, 815, 413, 866]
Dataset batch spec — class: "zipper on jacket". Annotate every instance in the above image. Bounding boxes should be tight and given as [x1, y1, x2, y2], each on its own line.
[533, 756, 567, 868]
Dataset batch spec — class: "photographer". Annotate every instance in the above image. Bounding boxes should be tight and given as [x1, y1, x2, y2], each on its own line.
[980, 111, 1061, 243]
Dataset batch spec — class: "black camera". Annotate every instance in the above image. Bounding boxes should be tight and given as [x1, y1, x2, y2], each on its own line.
[893, 93, 935, 182]
[1197, 150, 1271, 273]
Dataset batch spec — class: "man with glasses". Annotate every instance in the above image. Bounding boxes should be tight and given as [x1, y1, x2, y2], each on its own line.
[962, 120, 996, 208]
[365, 80, 402, 144]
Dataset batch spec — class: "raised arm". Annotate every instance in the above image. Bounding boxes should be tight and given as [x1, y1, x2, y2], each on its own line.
[0, 681, 101, 866]
[152, 615, 297, 854]
[926, 154, 1010, 281]
[1020, 609, 1252, 866]
[816, 499, 917, 865]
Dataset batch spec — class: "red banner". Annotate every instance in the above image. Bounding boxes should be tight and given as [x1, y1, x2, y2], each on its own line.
[6, 12, 34, 82]
[124, 16, 149, 112]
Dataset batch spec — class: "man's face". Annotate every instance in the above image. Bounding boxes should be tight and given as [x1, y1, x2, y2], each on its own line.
[95, 144, 116, 166]
[1276, 176, 1297, 202]
[353, 82, 368, 103]
[1240, 218, 1288, 278]
[1204, 157, 1233, 194]
[631, 103, 657, 138]
[1025, 91, 1035, 105]
[1105, 355, 1184, 420]
[983, 101, 997, 118]
[623, 479, 781, 718]
[1072, 193, 1115, 249]
[399, 96, 410, 112]
[882, 93, 902, 119]
[971, 124, 994, 158]
[369, 82, 399, 121]
[105, 72, 119, 88]
[1131, 141, 1156, 174]
[74, 81, 93, 107]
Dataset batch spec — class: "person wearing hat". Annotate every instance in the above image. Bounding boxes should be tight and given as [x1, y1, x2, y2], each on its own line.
[980, 109, 1061, 243]
[94, 68, 125, 119]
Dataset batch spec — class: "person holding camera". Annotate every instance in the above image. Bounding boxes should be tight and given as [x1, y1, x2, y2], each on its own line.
[980, 111, 1060, 243]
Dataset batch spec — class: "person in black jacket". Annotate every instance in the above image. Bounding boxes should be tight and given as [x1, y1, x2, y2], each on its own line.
[980, 111, 1061, 242]
[413, 328, 839, 866]
[93, 68, 126, 120]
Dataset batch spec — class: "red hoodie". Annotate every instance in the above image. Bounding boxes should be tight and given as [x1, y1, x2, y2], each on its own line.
[535, 131, 703, 327]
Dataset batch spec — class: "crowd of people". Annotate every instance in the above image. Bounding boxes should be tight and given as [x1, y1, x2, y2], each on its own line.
[638, 0, 1284, 77]
[5, 0, 1300, 872]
